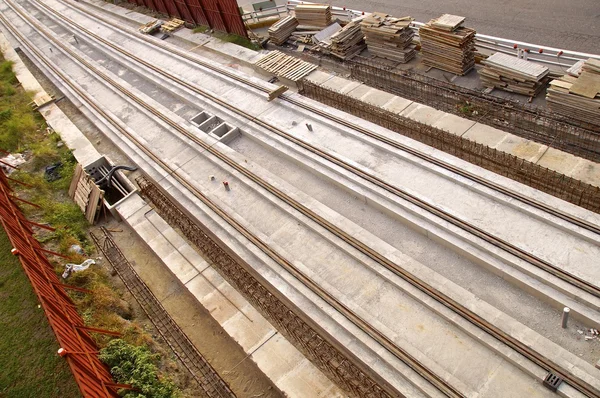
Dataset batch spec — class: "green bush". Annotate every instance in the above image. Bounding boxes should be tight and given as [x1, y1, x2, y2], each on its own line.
[99, 339, 177, 398]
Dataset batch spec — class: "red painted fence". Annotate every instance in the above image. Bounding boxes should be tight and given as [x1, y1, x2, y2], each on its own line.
[128, 0, 247, 38]
[0, 169, 128, 398]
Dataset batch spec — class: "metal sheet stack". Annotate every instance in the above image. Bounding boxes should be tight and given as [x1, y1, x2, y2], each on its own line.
[547, 58, 600, 125]
[419, 14, 476, 75]
[479, 52, 549, 96]
[359, 12, 416, 63]
[330, 18, 366, 60]
[294, 4, 332, 28]
[268, 16, 299, 45]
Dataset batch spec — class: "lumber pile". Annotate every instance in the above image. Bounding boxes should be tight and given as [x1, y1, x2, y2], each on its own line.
[255, 51, 318, 82]
[419, 14, 476, 75]
[294, 4, 331, 28]
[161, 18, 184, 33]
[359, 13, 416, 63]
[268, 16, 299, 45]
[547, 58, 600, 125]
[330, 18, 366, 60]
[479, 52, 549, 96]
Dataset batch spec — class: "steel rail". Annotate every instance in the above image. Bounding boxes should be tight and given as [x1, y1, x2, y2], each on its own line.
[30, 0, 600, 302]
[5, 3, 600, 397]
[58, 0, 600, 237]
[0, 6, 443, 398]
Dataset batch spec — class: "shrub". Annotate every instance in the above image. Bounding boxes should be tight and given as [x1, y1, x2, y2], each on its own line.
[99, 339, 177, 398]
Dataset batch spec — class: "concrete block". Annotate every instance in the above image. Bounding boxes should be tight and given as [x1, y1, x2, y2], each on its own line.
[433, 113, 476, 136]
[304, 70, 333, 85]
[494, 135, 548, 163]
[382, 96, 413, 114]
[461, 123, 508, 147]
[401, 103, 446, 125]
[362, 89, 396, 107]
[162, 250, 200, 284]
[345, 83, 372, 100]
[536, 147, 582, 174]
[569, 160, 600, 188]
[320, 76, 361, 94]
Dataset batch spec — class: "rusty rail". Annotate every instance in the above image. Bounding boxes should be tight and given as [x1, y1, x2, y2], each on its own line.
[136, 176, 397, 398]
[300, 80, 600, 214]
[90, 226, 236, 398]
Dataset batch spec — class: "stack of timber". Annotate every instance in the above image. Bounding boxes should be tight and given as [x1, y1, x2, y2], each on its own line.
[479, 52, 550, 96]
[419, 14, 476, 75]
[255, 51, 318, 82]
[69, 164, 104, 224]
[268, 16, 299, 45]
[330, 18, 366, 60]
[547, 58, 600, 125]
[161, 18, 184, 33]
[294, 4, 331, 28]
[359, 13, 416, 63]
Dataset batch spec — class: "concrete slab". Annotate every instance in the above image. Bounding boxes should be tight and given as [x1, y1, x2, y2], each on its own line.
[362, 89, 397, 107]
[461, 123, 509, 147]
[345, 83, 373, 101]
[494, 135, 548, 163]
[304, 70, 334, 85]
[536, 147, 583, 175]
[570, 160, 600, 188]
[401, 103, 446, 125]
[433, 113, 477, 136]
[320, 75, 362, 94]
[382, 96, 413, 114]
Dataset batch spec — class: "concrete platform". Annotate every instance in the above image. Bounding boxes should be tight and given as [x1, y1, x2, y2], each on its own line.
[117, 194, 344, 398]
[7, 0, 600, 396]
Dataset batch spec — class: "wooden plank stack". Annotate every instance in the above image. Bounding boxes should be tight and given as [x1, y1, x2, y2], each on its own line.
[68, 163, 104, 224]
[359, 13, 416, 63]
[255, 51, 318, 82]
[268, 16, 299, 45]
[330, 18, 366, 60]
[547, 58, 600, 125]
[294, 4, 332, 28]
[161, 18, 184, 33]
[479, 52, 550, 96]
[419, 14, 476, 75]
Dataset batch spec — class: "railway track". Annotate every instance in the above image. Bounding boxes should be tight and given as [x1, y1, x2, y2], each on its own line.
[3, 1, 599, 397]
[90, 227, 236, 398]
[52, 0, 600, 235]
[25, 0, 600, 302]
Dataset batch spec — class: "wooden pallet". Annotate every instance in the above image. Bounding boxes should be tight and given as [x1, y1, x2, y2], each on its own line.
[161, 19, 185, 33]
[255, 51, 318, 82]
[69, 163, 104, 224]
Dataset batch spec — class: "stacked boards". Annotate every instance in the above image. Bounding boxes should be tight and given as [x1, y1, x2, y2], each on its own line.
[479, 52, 549, 96]
[268, 16, 299, 45]
[360, 13, 416, 63]
[547, 58, 600, 125]
[330, 18, 366, 60]
[419, 14, 476, 75]
[294, 4, 331, 28]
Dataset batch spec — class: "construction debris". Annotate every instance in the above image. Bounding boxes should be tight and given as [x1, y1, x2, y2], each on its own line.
[255, 51, 318, 82]
[547, 58, 600, 125]
[294, 4, 332, 28]
[268, 15, 298, 45]
[360, 13, 416, 63]
[419, 14, 476, 75]
[161, 18, 184, 33]
[330, 18, 366, 60]
[312, 22, 342, 45]
[479, 52, 550, 97]
[139, 19, 163, 34]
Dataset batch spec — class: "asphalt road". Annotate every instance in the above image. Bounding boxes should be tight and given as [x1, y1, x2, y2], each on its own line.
[323, 0, 600, 54]
[243, 0, 600, 55]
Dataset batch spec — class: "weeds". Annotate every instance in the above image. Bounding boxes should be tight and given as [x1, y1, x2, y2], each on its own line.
[192, 25, 209, 34]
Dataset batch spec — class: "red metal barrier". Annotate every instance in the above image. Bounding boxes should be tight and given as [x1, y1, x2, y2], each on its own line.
[135, 0, 247, 37]
[0, 170, 127, 398]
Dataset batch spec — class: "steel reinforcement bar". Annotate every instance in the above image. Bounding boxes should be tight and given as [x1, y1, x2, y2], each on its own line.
[136, 176, 398, 398]
[348, 57, 600, 162]
[89, 227, 236, 398]
[300, 80, 600, 215]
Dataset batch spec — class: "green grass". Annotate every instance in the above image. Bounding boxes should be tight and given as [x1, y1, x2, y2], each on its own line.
[0, 228, 81, 398]
[214, 32, 262, 51]
[192, 25, 209, 34]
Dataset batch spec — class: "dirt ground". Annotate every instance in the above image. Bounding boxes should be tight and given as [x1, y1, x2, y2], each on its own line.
[19, 48, 284, 398]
